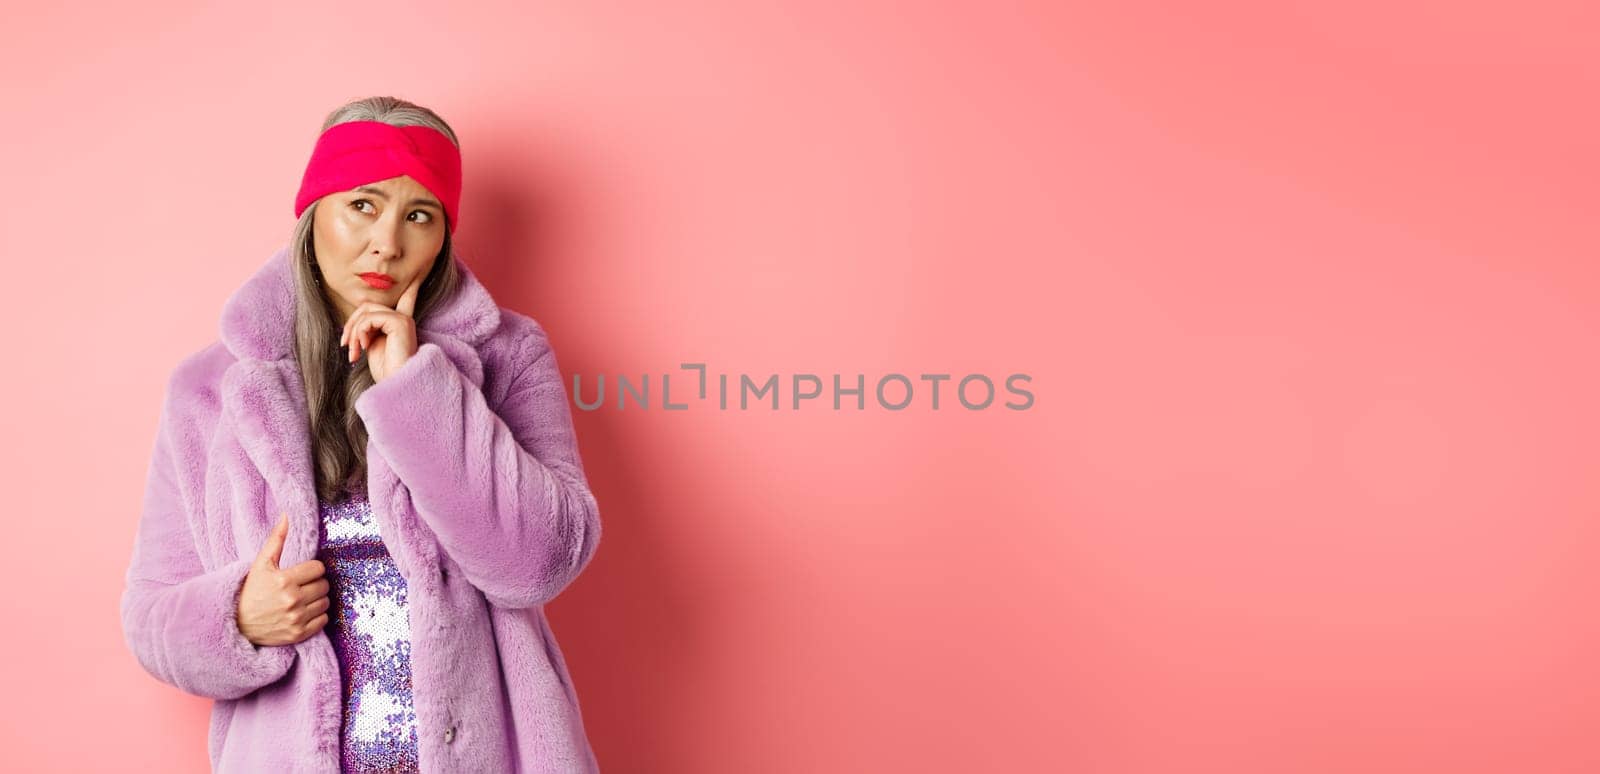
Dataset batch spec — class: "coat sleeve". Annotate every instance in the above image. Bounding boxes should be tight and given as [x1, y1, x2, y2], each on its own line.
[354, 325, 602, 609]
[119, 388, 298, 701]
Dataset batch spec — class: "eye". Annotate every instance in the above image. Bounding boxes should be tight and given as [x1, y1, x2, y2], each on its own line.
[410, 210, 433, 223]
[350, 199, 375, 214]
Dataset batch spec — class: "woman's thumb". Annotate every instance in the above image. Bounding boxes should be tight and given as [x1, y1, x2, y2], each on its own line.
[256, 512, 289, 569]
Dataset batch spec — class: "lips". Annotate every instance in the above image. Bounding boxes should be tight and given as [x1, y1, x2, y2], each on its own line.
[359, 273, 394, 290]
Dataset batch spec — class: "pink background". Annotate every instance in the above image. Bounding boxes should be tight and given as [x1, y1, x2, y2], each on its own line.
[4, 2, 1598, 772]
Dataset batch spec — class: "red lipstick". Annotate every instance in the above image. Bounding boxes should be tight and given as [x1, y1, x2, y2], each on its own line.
[359, 272, 395, 290]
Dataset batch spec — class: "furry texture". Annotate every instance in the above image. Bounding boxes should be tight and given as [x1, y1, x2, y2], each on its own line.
[120, 245, 602, 772]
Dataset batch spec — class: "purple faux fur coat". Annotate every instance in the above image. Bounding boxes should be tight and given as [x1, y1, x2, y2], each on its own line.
[119, 245, 602, 772]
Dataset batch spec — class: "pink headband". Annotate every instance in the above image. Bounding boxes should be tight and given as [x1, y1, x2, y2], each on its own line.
[293, 120, 462, 233]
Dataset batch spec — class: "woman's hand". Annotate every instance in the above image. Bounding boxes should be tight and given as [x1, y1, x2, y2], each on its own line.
[236, 513, 331, 647]
[340, 270, 425, 383]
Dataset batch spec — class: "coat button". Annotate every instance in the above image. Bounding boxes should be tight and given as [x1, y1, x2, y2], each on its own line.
[444, 725, 455, 744]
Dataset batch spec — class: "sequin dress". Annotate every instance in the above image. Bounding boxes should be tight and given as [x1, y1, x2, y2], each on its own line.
[317, 488, 422, 773]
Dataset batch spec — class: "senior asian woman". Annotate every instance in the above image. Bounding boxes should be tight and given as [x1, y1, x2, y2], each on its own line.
[118, 95, 602, 773]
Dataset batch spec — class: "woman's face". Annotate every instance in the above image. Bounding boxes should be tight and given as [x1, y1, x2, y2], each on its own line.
[311, 174, 447, 324]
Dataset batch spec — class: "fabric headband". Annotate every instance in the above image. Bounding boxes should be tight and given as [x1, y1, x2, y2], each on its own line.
[293, 120, 462, 233]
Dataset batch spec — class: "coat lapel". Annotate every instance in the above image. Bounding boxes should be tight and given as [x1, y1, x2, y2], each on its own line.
[220, 357, 320, 564]
[214, 245, 501, 569]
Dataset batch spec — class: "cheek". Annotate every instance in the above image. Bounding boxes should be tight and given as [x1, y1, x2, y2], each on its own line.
[402, 232, 448, 267]
[311, 232, 358, 281]
[314, 211, 365, 253]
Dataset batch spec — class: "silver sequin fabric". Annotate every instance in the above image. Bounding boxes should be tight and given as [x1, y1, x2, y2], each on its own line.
[317, 490, 421, 773]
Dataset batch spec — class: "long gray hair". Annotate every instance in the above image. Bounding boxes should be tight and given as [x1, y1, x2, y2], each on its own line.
[288, 96, 463, 504]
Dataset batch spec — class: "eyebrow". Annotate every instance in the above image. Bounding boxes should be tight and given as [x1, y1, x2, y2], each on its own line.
[352, 185, 443, 211]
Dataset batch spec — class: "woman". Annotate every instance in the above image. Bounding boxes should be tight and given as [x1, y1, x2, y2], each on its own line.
[119, 96, 603, 773]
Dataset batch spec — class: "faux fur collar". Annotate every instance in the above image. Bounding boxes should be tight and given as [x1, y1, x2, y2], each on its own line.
[220, 244, 502, 363]
[210, 244, 503, 570]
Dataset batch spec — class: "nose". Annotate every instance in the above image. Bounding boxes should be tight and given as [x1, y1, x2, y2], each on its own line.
[367, 215, 403, 262]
